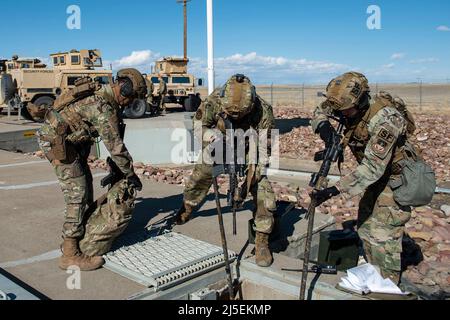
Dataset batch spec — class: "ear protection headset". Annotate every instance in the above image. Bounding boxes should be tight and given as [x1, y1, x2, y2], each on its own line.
[118, 78, 135, 98]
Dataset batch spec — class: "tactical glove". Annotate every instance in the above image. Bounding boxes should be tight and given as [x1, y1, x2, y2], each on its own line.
[312, 186, 340, 206]
[316, 121, 336, 147]
[128, 174, 143, 191]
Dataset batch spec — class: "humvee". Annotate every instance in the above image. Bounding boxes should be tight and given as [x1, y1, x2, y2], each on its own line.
[128, 57, 202, 118]
[0, 49, 113, 122]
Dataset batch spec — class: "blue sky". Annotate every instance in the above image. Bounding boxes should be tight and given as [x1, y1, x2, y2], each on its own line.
[1, 0, 449, 84]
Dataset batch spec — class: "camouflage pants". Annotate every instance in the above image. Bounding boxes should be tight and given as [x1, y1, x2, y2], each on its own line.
[184, 163, 276, 234]
[38, 124, 93, 239]
[158, 95, 166, 111]
[357, 177, 412, 280]
[38, 124, 135, 254]
[79, 180, 136, 256]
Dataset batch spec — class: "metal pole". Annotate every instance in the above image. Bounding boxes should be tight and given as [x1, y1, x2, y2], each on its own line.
[212, 177, 235, 300]
[184, 0, 188, 60]
[419, 80, 423, 111]
[302, 83, 305, 108]
[270, 83, 274, 106]
[207, 0, 215, 95]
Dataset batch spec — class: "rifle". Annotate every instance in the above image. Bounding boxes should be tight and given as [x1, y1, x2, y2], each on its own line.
[212, 113, 246, 236]
[101, 157, 125, 189]
[299, 118, 344, 300]
[100, 120, 127, 189]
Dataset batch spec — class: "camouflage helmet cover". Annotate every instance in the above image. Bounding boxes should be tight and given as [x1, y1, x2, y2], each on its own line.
[325, 71, 370, 111]
[220, 74, 256, 120]
[116, 68, 147, 99]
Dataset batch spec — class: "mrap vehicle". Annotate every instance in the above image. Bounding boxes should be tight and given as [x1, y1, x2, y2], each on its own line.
[0, 49, 112, 122]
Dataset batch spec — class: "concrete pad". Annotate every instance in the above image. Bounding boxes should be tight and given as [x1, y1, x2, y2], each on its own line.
[0, 149, 338, 300]
[0, 119, 41, 153]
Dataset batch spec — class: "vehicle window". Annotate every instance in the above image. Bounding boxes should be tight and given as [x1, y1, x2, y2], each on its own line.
[94, 76, 110, 84]
[53, 57, 59, 65]
[67, 76, 81, 86]
[21, 63, 30, 69]
[84, 58, 93, 66]
[172, 77, 191, 84]
[60, 56, 66, 65]
[71, 55, 80, 65]
[93, 58, 103, 67]
[151, 77, 169, 83]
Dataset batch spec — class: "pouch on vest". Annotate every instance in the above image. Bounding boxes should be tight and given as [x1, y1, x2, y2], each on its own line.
[389, 159, 436, 207]
[53, 77, 101, 112]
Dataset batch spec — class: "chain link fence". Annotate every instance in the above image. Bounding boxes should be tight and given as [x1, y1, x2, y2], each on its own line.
[254, 82, 450, 113]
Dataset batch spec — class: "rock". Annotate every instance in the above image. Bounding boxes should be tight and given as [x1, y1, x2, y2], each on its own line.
[135, 168, 145, 176]
[418, 262, 431, 276]
[433, 226, 450, 241]
[134, 162, 145, 169]
[441, 205, 450, 217]
[34, 151, 44, 158]
[408, 231, 433, 241]
[419, 217, 434, 228]
[164, 170, 174, 178]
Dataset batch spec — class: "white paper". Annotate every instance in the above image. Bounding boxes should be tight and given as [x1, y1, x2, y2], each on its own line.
[338, 263, 407, 295]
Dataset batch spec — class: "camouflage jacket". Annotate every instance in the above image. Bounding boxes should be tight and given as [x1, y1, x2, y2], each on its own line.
[195, 89, 275, 134]
[145, 78, 154, 98]
[158, 79, 167, 95]
[311, 94, 409, 198]
[46, 84, 135, 177]
[194, 89, 275, 171]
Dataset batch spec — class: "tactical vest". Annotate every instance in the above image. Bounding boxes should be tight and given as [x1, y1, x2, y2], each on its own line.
[342, 95, 418, 174]
[47, 78, 105, 144]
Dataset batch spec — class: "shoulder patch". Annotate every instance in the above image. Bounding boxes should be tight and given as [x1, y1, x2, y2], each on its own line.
[369, 127, 397, 160]
[195, 108, 203, 120]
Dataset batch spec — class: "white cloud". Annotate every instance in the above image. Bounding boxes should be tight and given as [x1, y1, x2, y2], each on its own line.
[113, 50, 160, 71]
[437, 25, 450, 32]
[391, 53, 405, 60]
[190, 52, 349, 84]
[381, 63, 395, 69]
[409, 58, 439, 64]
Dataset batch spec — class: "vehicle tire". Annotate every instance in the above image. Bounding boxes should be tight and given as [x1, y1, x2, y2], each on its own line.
[184, 96, 195, 112]
[26, 96, 55, 123]
[184, 95, 201, 112]
[124, 99, 147, 119]
[34, 96, 55, 109]
[0, 74, 15, 105]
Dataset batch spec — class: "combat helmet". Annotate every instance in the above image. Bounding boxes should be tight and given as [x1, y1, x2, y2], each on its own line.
[220, 74, 256, 120]
[116, 68, 147, 99]
[325, 72, 370, 111]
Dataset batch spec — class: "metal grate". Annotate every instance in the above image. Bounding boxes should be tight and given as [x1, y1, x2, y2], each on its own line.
[104, 232, 236, 291]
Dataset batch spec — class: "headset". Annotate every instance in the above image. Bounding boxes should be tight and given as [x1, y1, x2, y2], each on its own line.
[118, 77, 135, 98]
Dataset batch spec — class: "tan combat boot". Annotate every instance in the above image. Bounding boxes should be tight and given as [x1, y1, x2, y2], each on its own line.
[255, 232, 273, 267]
[175, 202, 194, 225]
[59, 238, 105, 271]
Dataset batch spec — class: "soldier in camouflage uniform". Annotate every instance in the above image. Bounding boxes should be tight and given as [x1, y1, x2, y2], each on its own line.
[310, 72, 422, 284]
[157, 75, 168, 113]
[37, 68, 146, 271]
[176, 74, 277, 267]
[145, 77, 157, 115]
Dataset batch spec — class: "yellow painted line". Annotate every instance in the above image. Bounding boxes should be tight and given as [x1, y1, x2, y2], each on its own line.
[23, 130, 37, 138]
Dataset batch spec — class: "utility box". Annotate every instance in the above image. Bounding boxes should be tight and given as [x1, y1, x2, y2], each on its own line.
[318, 230, 360, 272]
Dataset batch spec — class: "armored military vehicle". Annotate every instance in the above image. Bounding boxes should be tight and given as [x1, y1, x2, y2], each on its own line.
[1, 49, 112, 122]
[146, 57, 202, 112]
